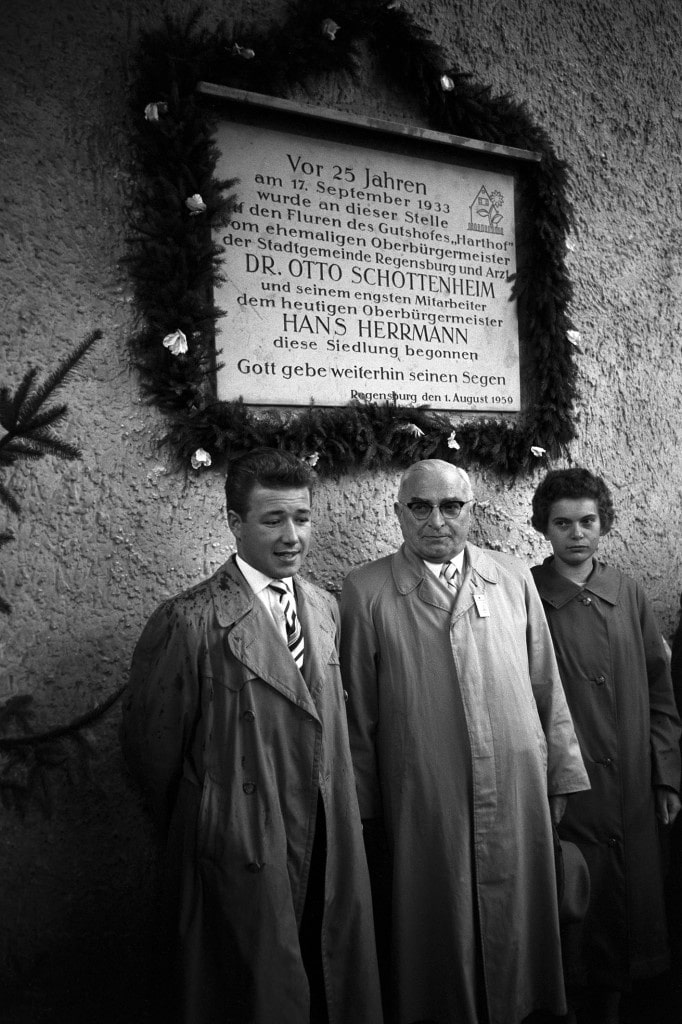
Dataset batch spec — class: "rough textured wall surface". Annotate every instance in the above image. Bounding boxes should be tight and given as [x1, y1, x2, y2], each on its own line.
[1, 0, 680, 1018]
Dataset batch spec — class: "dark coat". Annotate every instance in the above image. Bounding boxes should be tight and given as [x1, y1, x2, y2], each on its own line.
[121, 557, 383, 1024]
[668, 594, 682, 939]
[532, 557, 682, 987]
[340, 543, 589, 1024]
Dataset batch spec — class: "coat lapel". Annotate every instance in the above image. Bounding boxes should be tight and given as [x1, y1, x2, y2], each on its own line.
[392, 543, 500, 621]
[451, 543, 500, 621]
[392, 544, 452, 612]
[295, 576, 338, 698]
[209, 559, 319, 717]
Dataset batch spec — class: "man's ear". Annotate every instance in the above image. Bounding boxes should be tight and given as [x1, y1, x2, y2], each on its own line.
[227, 509, 242, 539]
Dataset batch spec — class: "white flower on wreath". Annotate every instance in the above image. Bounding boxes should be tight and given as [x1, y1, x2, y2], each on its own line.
[321, 18, 340, 41]
[304, 451, 320, 467]
[191, 448, 212, 470]
[401, 423, 425, 437]
[231, 43, 255, 60]
[440, 74, 455, 92]
[162, 329, 188, 355]
[447, 430, 460, 450]
[144, 101, 167, 122]
[530, 445, 546, 458]
[566, 329, 581, 347]
[185, 193, 207, 216]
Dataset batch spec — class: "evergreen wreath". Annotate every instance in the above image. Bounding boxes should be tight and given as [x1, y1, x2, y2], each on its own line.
[128, 0, 578, 476]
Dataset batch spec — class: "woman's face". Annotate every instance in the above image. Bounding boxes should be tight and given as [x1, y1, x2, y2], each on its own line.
[545, 498, 602, 572]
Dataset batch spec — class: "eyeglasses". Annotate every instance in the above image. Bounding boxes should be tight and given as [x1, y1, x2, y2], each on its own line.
[399, 499, 473, 521]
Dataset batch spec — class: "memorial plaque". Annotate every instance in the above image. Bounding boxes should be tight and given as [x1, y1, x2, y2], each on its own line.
[203, 86, 536, 412]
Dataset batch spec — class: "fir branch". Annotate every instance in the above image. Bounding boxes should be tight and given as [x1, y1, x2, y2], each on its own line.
[0, 684, 125, 750]
[0, 330, 101, 511]
[0, 480, 20, 516]
[0, 369, 38, 427]
[1, 330, 102, 620]
[18, 330, 102, 424]
[0, 686, 124, 816]
[0, 694, 35, 734]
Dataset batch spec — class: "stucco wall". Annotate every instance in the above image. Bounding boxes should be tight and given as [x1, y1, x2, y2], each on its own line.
[1, 0, 681, 1018]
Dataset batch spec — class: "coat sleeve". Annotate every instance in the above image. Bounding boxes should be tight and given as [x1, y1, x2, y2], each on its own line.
[638, 586, 682, 791]
[339, 571, 383, 820]
[522, 570, 590, 797]
[672, 603, 682, 719]
[120, 600, 201, 832]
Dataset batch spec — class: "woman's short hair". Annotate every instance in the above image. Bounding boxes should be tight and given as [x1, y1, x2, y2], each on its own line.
[531, 468, 615, 535]
[225, 448, 316, 517]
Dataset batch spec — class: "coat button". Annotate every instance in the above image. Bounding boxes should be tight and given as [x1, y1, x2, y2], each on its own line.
[243, 709, 256, 722]
[242, 782, 256, 795]
[600, 757, 613, 767]
[580, 596, 592, 605]
[607, 836, 618, 847]
[343, 690, 349, 702]
[596, 675, 606, 686]
[246, 861, 263, 873]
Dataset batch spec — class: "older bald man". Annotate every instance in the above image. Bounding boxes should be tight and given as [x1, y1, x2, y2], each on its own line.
[340, 459, 589, 1024]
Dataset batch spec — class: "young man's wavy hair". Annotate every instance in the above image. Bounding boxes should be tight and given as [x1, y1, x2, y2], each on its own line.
[225, 447, 316, 517]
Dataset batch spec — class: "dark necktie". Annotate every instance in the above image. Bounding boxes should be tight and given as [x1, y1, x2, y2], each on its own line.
[268, 580, 304, 671]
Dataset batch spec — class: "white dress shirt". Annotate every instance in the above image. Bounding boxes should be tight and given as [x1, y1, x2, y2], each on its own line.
[235, 554, 293, 644]
[423, 549, 465, 581]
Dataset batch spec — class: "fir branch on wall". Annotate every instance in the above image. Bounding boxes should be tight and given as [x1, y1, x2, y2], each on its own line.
[0, 331, 123, 817]
[128, 0, 579, 476]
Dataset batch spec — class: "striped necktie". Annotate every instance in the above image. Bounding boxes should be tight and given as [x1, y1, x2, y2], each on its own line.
[268, 580, 305, 671]
[440, 561, 461, 593]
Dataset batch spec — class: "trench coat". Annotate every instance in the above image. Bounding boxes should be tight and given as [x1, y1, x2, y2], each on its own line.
[531, 557, 682, 986]
[120, 557, 383, 1024]
[340, 542, 590, 1024]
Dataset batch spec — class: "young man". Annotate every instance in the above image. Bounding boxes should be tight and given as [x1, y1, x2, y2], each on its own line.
[121, 448, 382, 1024]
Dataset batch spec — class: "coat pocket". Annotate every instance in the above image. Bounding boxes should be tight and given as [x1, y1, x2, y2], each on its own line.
[197, 771, 265, 871]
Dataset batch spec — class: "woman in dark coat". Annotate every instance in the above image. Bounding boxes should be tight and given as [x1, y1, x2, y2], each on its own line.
[530, 468, 681, 1024]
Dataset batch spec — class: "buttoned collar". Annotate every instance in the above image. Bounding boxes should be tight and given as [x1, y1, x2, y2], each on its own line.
[532, 556, 622, 608]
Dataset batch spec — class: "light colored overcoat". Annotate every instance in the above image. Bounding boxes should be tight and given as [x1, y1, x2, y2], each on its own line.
[340, 542, 590, 1024]
[121, 556, 383, 1024]
[532, 557, 681, 986]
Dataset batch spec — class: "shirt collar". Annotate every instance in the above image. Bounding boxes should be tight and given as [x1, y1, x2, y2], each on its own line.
[423, 549, 466, 579]
[235, 554, 293, 596]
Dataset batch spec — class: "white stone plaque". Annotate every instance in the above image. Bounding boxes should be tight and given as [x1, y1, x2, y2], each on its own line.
[211, 98, 522, 411]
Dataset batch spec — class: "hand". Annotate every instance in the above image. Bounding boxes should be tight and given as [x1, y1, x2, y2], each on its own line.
[549, 794, 568, 825]
[655, 787, 681, 825]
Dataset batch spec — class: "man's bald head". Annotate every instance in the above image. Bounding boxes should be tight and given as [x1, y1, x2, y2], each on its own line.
[395, 460, 475, 562]
[397, 460, 474, 504]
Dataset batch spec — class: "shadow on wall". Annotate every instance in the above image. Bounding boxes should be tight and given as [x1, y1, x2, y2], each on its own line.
[0, 613, 179, 1024]
[1, 737, 176, 1024]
